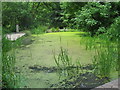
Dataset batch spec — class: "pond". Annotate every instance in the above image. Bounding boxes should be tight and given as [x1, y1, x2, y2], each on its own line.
[14, 32, 109, 88]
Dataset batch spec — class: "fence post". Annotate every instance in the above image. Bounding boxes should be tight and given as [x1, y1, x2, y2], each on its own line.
[16, 24, 19, 33]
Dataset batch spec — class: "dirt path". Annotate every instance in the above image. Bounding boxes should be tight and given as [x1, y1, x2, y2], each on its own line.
[6, 32, 25, 41]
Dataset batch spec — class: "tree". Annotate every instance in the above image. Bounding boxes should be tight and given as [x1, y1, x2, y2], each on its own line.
[60, 2, 86, 28]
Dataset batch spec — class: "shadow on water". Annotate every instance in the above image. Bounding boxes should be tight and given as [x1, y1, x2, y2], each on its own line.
[28, 64, 94, 73]
[75, 33, 90, 37]
[21, 37, 35, 45]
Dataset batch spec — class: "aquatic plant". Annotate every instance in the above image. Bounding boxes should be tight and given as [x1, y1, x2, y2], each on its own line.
[93, 39, 118, 78]
[53, 47, 73, 73]
[53, 39, 83, 78]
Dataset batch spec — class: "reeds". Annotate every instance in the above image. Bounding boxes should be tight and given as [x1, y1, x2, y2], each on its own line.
[81, 34, 118, 79]
[93, 39, 118, 78]
[53, 47, 73, 76]
[53, 36, 83, 78]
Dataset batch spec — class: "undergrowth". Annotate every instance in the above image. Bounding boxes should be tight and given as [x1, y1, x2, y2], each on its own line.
[2, 33, 26, 88]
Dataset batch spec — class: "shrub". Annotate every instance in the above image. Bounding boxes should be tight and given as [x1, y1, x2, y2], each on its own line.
[50, 27, 56, 32]
[56, 27, 60, 32]
[97, 27, 107, 35]
[3, 28, 12, 34]
[107, 16, 120, 41]
[74, 3, 112, 36]
[31, 26, 48, 34]
[24, 30, 31, 36]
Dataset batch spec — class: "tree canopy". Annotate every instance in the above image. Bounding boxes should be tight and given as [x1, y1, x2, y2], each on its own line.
[2, 2, 120, 38]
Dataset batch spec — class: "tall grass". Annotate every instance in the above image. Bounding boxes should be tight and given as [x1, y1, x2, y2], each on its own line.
[81, 34, 118, 79]
[94, 39, 118, 78]
[53, 47, 73, 76]
[53, 46, 86, 80]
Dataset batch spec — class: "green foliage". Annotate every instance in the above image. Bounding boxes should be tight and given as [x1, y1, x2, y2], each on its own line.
[2, 33, 32, 88]
[31, 26, 48, 34]
[2, 53, 20, 88]
[54, 47, 73, 69]
[53, 46, 82, 77]
[49, 27, 60, 32]
[97, 27, 106, 35]
[50, 27, 56, 32]
[2, 37, 13, 52]
[74, 2, 112, 36]
[81, 34, 118, 78]
[2, 2, 64, 33]
[93, 40, 118, 78]
[3, 2, 33, 32]
[56, 27, 60, 32]
[60, 2, 86, 28]
[2, 36, 20, 88]
[107, 16, 120, 41]
[60, 2, 120, 37]
[2, 2, 120, 37]
[24, 30, 32, 36]
[3, 28, 12, 34]
[68, 29, 78, 32]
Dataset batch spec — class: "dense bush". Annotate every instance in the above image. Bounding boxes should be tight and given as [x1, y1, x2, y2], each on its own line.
[60, 2, 120, 36]
[107, 16, 120, 41]
[50, 27, 56, 32]
[31, 26, 48, 34]
[74, 3, 112, 36]
[60, 2, 86, 28]
[24, 30, 32, 36]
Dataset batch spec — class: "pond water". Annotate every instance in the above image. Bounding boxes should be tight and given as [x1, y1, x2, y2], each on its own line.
[15, 32, 97, 88]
